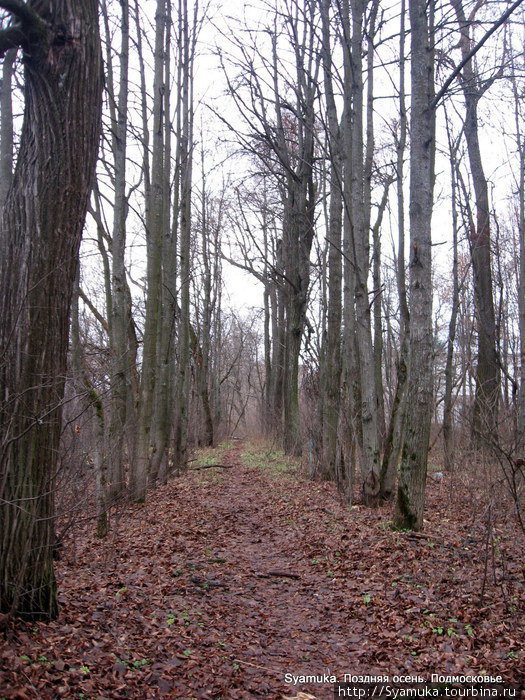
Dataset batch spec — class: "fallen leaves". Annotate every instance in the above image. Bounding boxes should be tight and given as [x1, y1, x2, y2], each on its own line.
[1, 442, 524, 698]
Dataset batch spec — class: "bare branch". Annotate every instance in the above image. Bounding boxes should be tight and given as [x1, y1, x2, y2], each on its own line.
[78, 288, 109, 334]
[0, 0, 48, 58]
[432, 0, 525, 109]
[0, 0, 44, 28]
[0, 25, 23, 57]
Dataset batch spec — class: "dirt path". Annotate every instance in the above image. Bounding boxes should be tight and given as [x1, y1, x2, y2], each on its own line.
[1, 441, 524, 698]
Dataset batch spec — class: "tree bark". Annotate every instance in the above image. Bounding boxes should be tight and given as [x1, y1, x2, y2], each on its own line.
[173, 0, 194, 472]
[0, 0, 102, 618]
[133, 0, 166, 500]
[0, 47, 15, 218]
[319, 0, 343, 480]
[105, 0, 132, 502]
[347, 0, 381, 505]
[394, 0, 435, 531]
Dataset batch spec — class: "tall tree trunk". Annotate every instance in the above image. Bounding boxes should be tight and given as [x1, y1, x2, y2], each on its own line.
[270, 260, 285, 440]
[319, 0, 343, 480]
[262, 187, 273, 436]
[348, 0, 381, 505]
[443, 120, 461, 472]
[339, 0, 360, 502]
[282, 176, 316, 457]
[380, 0, 409, 499]
[71, 280, 108, 538]
[151, 0, 176, 484]
[372, 179, 391, 449]
[451, 0, 500, 445]
[514, 57, 525, 443]
[173, 0, 195, 471]
[0, 48, 15, 217]
[105, 0, 132, 502]
[0, 0, 102, 619]
[394, 0, 435, 531]
[133, 0, 166, 500]
[194, 146, 215, 448]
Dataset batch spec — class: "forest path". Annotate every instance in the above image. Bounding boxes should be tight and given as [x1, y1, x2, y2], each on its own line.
[1, 441, 524, 698]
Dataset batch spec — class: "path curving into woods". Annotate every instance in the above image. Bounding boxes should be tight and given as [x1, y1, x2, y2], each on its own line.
[1, 441, 524, 698]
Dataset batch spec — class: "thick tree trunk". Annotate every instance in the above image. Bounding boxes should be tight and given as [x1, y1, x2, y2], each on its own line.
[151, 0, 176, 484]
[270, 274, 285, 439]
[282, 189, 315, 456]
[394, 0, 435, 531]
[348, 0, 381, 505]
[0, 0, 102, 619]
[133, 0, 166, 499]
[319, 0, 343, 480]
[339, 0, 360, 502]
[173, 0, 194, 471]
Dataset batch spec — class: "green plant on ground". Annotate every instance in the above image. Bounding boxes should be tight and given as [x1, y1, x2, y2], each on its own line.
[192, 440, 235, 470]
[115, 658, 149, 670]
[20, 654, 51, 668]
[241, 443, 298, 478]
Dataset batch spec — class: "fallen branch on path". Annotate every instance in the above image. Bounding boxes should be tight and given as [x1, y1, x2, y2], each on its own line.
[256, 571, 301, 580]
[189, 464, 236, 471]
[190, 576, 229, 589]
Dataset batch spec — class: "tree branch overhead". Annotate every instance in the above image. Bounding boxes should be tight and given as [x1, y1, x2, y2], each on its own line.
[0, 0, 47, 57]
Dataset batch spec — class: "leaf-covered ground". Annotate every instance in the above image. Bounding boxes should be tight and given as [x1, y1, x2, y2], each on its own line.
[1, 440, 524, 698]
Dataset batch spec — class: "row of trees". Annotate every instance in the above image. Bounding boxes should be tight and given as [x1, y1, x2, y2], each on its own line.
[220, 0, 524, 518]
[1, 0, 524, 619]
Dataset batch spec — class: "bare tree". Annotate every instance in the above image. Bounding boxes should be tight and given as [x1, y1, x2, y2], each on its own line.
[219, 0, 320, 456]
[451, 0, 500, 444]
[318, 0, 343, 480]
[101, 0, 135, 502]
[380, 0, 409, 499]
[133, 0, 168, 500]
[509, 21, 525, 442]
[443, 117, 462, 471]
[341, 0, 381, 504]
[173, 0, 197, 472]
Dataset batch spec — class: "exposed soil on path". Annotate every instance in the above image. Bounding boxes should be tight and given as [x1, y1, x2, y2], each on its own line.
[1, 440, 524, 698]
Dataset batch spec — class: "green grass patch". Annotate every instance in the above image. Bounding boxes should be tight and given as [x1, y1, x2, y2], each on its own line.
[191, 440, 234, 469]
[240, 442, 298, 478]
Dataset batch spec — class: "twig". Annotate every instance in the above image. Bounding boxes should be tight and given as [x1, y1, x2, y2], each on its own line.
[431, 0, 525, 108]
[189, 464, 236, 471]
[480, 503, 493, 600]
[256, 571, 301, 580]
[233, 658, 282, 675]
